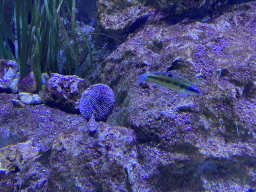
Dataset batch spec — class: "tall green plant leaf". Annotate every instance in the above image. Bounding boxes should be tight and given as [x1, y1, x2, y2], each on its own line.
[64, 0, 93, 75]
[34, 28, 42, 92]
[44, 0, 76, 75]
[0, 0, 15, 60]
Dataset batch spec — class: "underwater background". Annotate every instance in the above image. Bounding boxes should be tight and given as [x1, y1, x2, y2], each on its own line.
[0, 0, 256, 191]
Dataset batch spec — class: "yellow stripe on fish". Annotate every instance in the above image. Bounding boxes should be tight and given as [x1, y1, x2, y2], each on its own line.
[138, 72, 200, 95]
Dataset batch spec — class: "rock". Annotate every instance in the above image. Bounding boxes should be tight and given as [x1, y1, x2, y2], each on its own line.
[97, 0, 231, 38]
[97, 0, 153, 38]
[13, 71, 49, 94]
[0, 93, 139, 191]
[32, 94, 44, 104]
[41, 73, 49, 85]
[11, 99, 26, 108]
[42, 73, 87, 113]
[157, 0, 230, 24]
[16, 92, 43, 105]
[3, 68, 16, 83]
[0, 93, 87, 151]
[99, 1, 256, 143]
[0, 140, 40, 174]
[49, 122, 137, 191]
[0, 60, 19, 91]
[6, 60, 18, 68]
[95, 1, 256, 190]
[18, 92, 34, 105]
[10, 78, 18, 93]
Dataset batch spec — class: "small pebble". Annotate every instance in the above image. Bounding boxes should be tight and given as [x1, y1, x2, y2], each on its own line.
[18, 92, 34, 105]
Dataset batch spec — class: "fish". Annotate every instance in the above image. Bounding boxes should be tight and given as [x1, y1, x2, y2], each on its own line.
[137, 72, 200, 95]
[121, 14, 149, 38]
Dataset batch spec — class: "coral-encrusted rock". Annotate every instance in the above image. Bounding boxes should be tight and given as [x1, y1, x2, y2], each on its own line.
[94, 1, 256, 191]
[18, 92, 34, 105]
[1, 91, 256, 191]
[97, 0, 156, 42]
[0, 140, 40, 174]
[17, 92, 44, 105]
[42, 73, 87, 113]
[97, 0, 230, 38]
[49, 123, 137, 191]
[99, 1, 256, 143]
[0, 60, 19, 91]
[157, 0, 230, 24]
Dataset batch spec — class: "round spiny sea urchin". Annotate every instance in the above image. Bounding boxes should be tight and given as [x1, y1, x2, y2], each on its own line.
[79, 84, 115, 121]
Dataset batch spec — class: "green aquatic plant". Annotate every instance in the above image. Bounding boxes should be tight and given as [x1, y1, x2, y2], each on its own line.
[0, 0, 15, 60]
[0, 0, 93, 92]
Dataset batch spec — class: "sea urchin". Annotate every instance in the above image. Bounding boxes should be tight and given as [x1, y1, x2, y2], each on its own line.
[79, 84, 115, 121]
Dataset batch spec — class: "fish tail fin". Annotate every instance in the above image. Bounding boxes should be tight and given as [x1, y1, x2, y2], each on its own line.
[137, 73, 149, 84]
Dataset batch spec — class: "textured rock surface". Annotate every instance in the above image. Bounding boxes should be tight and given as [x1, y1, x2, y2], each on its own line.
[18, 92, 34, 105]
[100, 1, 256, 140]
[0, 140, 40, 174]
[17, 92, 44, 105]
[42, 73, 87, 113]
[99, 1, 256, 190]
[0, 93, 86, 150]
[156, 0, 242, 24]
[0, 60, 19, 91]
[97, 0, 150, 31]
[0, 93, 137, 191]
[32, 94, 43, 104]
[97, 0, 236, 36]
[10, 78, 18, 93]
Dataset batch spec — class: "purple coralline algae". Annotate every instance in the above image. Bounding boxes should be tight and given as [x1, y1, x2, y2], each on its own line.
[42, 73, 87, 113]
[79, 84, 115, 121]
